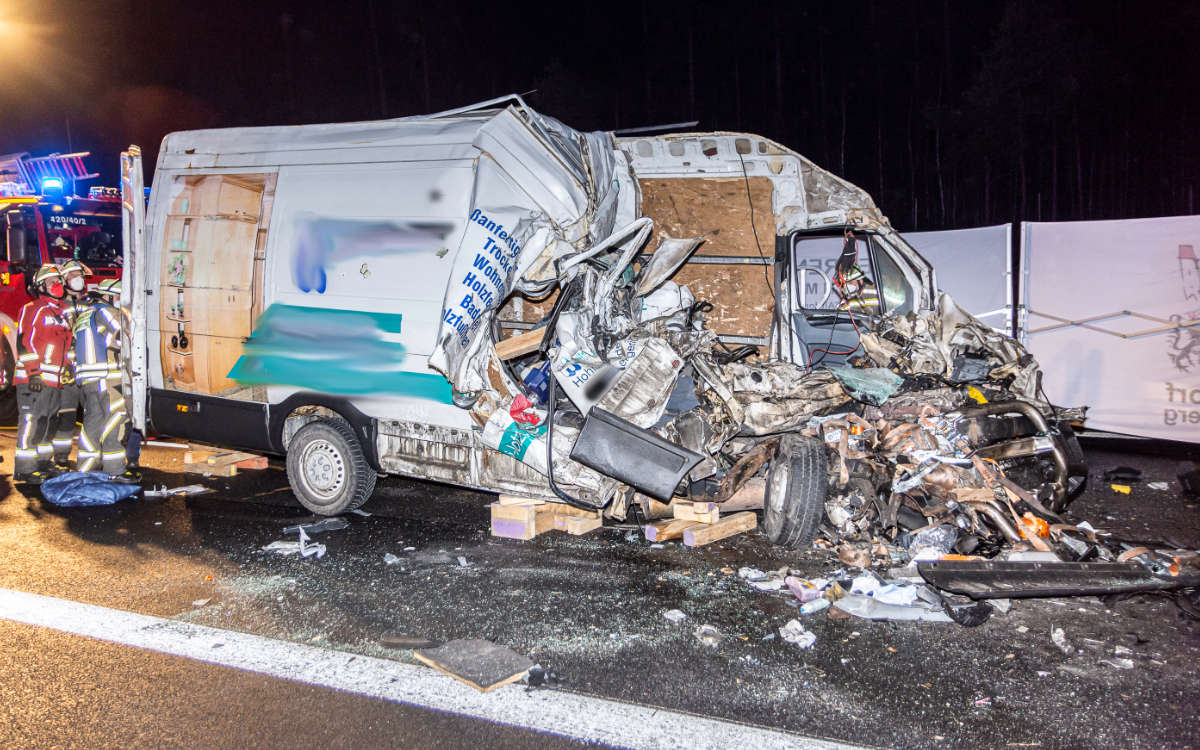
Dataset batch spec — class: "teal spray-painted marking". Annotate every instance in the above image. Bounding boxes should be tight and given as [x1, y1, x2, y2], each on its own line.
[227, 303, 453, 403]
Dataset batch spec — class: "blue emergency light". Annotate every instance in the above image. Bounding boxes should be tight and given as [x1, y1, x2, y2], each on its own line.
[40, 176, 64, 192]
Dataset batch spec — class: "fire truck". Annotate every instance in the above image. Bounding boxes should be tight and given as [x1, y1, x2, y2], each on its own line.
[0, 152, 123, 405]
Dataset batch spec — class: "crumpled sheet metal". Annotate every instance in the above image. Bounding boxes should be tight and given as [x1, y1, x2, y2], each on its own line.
[699, 360, 851, 438]
[429, 106, 632, 395]
[859, 293, 1041, 400]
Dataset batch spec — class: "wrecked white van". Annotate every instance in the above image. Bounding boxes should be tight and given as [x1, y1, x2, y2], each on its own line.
[119, 95, 1084, 549]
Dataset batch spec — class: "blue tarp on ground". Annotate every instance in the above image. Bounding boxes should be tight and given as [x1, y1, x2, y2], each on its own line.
[40, 471, 140, 507]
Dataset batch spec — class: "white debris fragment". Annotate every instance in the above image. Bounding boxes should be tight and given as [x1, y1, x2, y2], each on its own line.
[693, 624, 723, 647]
[872, 583, 919, 606]
[779, 619, 817, 649]
[144, 484, 211, 498]
[404, 546, 416, 552]
[457, 556, 469, 567]
[383, 553, 402, 565]
[1146, 481, 1169, 491]
[850, 571, 882, 596]
[1102, 658, 1135, 670]
[192, 598, 211, 607]
[663, 609, 687, 623]
[1050, 625, 1074, 655]
[738, 566, 767, 581]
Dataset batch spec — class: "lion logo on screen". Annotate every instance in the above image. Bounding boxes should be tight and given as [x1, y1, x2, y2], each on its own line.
[1171, 244, 1200, 373]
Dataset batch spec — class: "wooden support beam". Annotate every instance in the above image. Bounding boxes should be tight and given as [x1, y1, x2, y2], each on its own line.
[682, 511, 757, 547]
[494, 328, 545, 360]
[720, 477, 766, 511]
[644, 517, 700, 542]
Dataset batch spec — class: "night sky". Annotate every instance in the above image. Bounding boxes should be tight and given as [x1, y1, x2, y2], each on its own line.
[2, 0, 1197, 230]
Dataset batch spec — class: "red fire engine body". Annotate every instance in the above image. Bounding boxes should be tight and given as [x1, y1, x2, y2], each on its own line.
[0, 152, 123, 385]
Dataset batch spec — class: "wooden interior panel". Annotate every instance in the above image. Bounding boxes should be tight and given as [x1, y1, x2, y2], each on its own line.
[189, 219, 256, 290]
[159, 172, 270, 396]
[206, 335, 244, 393]
[189, 288, 253, 338]
[638, 176, 776, 339]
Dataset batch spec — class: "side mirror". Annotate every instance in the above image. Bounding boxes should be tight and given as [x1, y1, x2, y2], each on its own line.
[4, 213, 28, 265]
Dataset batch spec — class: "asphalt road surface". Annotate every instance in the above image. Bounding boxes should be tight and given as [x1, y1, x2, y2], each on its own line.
[0, 428, 1197, 749]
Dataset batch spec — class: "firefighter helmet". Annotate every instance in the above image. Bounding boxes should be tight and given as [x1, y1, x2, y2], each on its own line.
[58, 259, 93, 277]
[97, 278, 121, 297]
[33, 264, 62, 286]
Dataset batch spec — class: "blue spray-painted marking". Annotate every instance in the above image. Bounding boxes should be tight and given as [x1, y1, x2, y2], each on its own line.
[227, 304, 453, 403]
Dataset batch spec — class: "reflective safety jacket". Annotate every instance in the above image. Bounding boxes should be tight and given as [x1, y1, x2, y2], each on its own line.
[72, 301, 122, 385]
[14, 297, 72, 387]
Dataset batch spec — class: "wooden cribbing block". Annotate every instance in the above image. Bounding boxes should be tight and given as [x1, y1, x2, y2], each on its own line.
[497, 494, 546, 506]
[490, 502, 557, 540]
[673, 501, 720, 524]
[557, 515, 603, 535]
[184, 447, 265, 477]
[644, 517, 700, 542]
[494, 328, 545, 360]
[682, 511, 757, 547]
[491, 501, 601, 540]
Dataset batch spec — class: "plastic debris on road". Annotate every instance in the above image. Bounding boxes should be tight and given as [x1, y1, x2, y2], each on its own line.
[262, 527, 327, 558]
[143, 484, 212, 498]
[283, 517, 349, 535]
[693, 624, 723, 647]
[778, 619, 817, 649]
[1051, 625, 1074, 655]
[663, 609, 687, 623]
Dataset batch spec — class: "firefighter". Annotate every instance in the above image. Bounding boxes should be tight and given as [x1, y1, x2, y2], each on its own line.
[73, 278, 135, 479]
[50, 259, 92, 468]
[13, 265, 72, 484]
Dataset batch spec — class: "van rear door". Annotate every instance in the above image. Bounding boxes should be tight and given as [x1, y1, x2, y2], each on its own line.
[119, 146, 147, 432]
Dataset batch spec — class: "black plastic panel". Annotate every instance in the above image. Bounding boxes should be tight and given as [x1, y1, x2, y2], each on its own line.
[149, 388, 272, 452]
[569, 407, 703, 502]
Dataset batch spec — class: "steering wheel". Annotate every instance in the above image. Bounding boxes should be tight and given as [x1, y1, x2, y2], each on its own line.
[796, 266, 832, 309]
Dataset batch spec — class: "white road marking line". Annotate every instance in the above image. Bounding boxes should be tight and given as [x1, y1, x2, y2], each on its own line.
[0, 587, 867, 750]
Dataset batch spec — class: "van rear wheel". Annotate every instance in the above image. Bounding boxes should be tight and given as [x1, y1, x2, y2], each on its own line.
[286, 418, 376, 515]
[762, 435, 827, 549]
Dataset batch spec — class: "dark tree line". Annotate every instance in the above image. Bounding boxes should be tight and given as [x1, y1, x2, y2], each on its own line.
[2, 0, 1196, 231]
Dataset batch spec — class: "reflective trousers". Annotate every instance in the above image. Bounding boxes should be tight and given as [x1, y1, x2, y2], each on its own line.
[51, 381, 84, 464]
[78, 378, 126, 475]
[15, 384, 61, 476]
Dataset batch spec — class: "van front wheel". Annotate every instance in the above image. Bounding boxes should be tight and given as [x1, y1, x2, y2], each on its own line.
[762, 435, 827, 549]
[286, 418, 377, 515]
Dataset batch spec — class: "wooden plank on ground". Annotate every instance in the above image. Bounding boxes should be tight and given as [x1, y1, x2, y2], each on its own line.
[494, 328, 545, 360]
[682, 511, 757, 548]
[644, 517, 701, 542]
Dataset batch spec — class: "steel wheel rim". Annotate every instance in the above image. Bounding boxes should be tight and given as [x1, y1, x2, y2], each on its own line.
[299, 438, 346, 501]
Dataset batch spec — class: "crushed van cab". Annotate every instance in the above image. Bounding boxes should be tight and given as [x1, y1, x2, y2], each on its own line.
[119, 95, 1086, 551]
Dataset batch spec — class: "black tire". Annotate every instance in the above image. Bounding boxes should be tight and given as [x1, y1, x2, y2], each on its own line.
[286, 418, 377, 515]
[762, 434, 828, 548]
